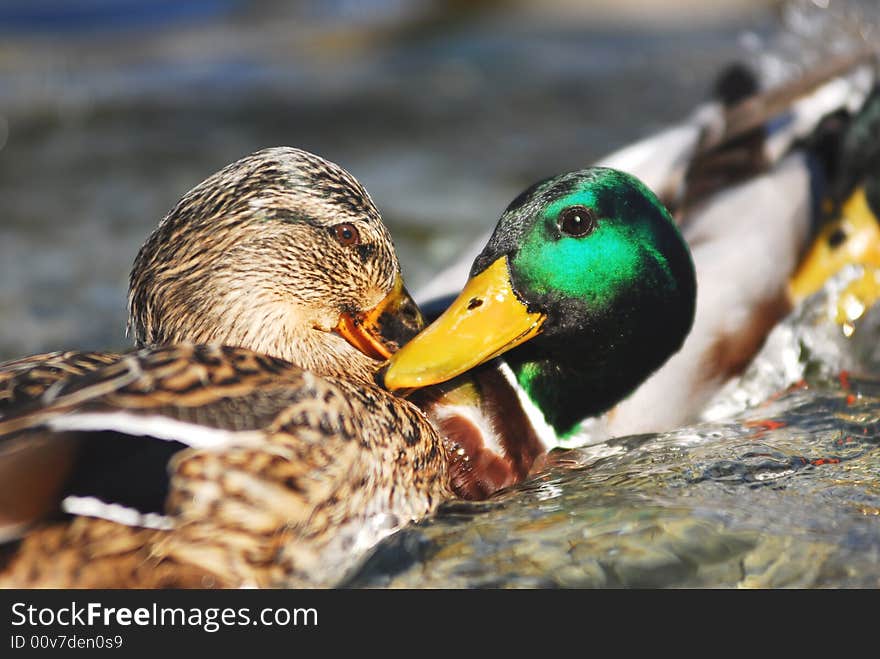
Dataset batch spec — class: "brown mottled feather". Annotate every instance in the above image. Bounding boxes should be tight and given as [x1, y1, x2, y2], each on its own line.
[0, 351, 122, 417]
[0, 517, 224, 588]
[0, 345, 451, 588]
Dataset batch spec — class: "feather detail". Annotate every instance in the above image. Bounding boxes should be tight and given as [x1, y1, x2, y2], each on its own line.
[0, 344, 452, 587]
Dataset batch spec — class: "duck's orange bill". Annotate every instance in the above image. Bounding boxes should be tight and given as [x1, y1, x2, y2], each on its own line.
[382, 256, 545, 391]
[335, 274, 424, 361]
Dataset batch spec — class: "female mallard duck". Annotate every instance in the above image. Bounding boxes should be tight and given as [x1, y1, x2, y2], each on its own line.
[0, 147, 453, 588]
[385, 52, 879, 453]
[0, 147, 421, 413]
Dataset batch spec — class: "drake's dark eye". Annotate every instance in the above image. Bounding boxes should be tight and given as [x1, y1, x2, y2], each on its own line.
[827, 226, 846, 249]
[558, 206, 596, 238]
[332, 223, 360, 246]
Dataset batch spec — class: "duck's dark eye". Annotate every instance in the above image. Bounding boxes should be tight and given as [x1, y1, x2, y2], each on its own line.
[558, 206, 596, 238]
[827, 227, 846, 249]
[332, 223, 360, 246]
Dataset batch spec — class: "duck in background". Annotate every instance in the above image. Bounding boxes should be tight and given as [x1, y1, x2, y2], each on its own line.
[789, 85, 880, 333]
[387, 50, 878, 456]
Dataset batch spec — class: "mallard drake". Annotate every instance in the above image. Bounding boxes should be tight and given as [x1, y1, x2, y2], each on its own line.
[397, 168, 698, 499]
[0, 147, 454, 588]
[788, 84, 880, 332]
[789, 176, 880, 336]
[384, 167, 696, 436]
[386, 52, 879, 454]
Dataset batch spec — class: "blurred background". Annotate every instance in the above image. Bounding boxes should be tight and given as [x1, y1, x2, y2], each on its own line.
[0, 0, 871, 359]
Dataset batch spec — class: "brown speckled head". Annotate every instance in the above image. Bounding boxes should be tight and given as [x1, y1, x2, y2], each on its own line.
[127, 147, 419, 385]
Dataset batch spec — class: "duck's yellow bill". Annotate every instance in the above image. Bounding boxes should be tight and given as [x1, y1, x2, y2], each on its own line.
[382, 256, 545, 391]
[335, 274, 424, 361]
[789, 187, 880, 304]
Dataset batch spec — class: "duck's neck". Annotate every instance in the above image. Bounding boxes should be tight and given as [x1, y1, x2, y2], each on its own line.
[507, 355, 624, 441]
[412, 364, 547, 500]
[506, 317, 689, 441]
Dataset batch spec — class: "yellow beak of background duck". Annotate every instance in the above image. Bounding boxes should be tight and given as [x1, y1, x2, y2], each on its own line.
[788, 187, 880, 304]
[382, 256, 545, 391]
[335, 275, 425, 361]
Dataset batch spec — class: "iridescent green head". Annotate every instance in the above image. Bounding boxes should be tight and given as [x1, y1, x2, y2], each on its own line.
[477, 167, 695, 340]
[384, 167, 696, 435]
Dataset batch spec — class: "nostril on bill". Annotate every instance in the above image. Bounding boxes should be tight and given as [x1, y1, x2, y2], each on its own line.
[467, 297, 483, 311]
